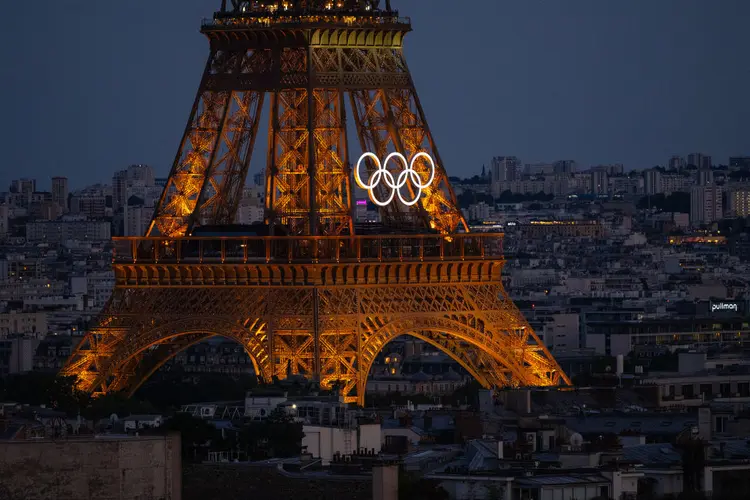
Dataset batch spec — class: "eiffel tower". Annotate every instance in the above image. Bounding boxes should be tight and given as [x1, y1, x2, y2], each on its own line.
[61, 0, 570, 404]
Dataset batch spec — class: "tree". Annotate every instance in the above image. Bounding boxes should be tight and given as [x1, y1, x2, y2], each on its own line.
[238, 408, 304, 459]
[264, 407, 304, 457]
[165, 413, 222, 462]
[0, 373, 88, 415]
[81, 391, 158, 421]
[637, 192, 690, 213]
[399, 473, 449, 500]
[446, 380, 483, 408]
[135, 371, 258, 410]
[486, 484, 504, 500]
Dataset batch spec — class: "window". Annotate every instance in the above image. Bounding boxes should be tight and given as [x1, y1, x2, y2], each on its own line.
[720, 383, 731, 398]
[716, 416, 727, 433]
[682, 385, 695, 398]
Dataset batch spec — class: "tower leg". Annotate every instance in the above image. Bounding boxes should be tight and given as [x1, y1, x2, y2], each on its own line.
[149, 48, 266, 237]
[266, 87, 352, 235]
[61, 288, 274, 394]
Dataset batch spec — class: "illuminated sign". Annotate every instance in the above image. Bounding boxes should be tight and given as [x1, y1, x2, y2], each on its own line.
[354, 152, 435, 207]
[711, 302, 738, 313]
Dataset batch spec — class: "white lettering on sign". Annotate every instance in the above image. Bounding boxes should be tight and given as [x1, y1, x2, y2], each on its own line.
[354, 152, 436, 207]
[712, 302, 738, 313]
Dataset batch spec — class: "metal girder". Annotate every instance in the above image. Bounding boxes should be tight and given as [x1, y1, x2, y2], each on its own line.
[61, 270, 570, 406]
[148, 28, 466, 237]
[62, 13, 571, 405]
[147, 48, 266, 237]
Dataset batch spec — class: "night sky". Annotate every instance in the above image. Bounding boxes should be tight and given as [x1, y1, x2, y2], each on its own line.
[2, 0, 748, 191]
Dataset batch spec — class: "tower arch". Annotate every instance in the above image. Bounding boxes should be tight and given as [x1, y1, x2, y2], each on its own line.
[354, 315, 560, 405]
[62, 317, 273, 395]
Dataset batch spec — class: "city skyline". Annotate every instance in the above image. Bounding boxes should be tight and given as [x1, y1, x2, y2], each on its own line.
[2, 0, 749, 188]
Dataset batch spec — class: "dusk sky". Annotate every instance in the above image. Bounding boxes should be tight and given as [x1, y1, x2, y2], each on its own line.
[2, 0, 748, 191]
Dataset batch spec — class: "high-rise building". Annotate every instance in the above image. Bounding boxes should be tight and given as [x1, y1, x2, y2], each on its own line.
[728, 187, 750, 218]
[123, 199, 152, 237]
[8, 178, 36, 208]
[687, 153, 711, 169]
[697, 169, 714, 186]
[253, 171, 265, 187]
[9, 178, 36, 195]
[113, 164, 155, 211]
[112, 170, 128, 211]
[490, 156, 521, 197]
[690, 185, 722, 225]
[668, 156, 685, 170]
[490, 156, 520, 183]
[553, 160, 576, 174]
[661, 174, 693, 195]
[730, 157, 750, 170]
[595, 164, 624, 176]
[590, 168, 609, 195]
[643, 169, 662, 195]
[70, 194, 107, 218]
[524, 163, 555, 176]
[51, 176, 68, 211]
[0, 205, 8, 238]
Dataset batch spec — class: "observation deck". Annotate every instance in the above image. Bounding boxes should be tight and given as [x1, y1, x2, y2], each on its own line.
[203, 13, 410, 30]
[202, 1, 411, 31]
[111, 234, 505, 287]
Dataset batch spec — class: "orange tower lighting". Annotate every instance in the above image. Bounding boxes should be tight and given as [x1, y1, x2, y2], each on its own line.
[61, 0, 570, 404]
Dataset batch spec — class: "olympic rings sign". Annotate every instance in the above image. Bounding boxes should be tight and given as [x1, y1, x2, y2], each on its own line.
[354, 152, 436, 207]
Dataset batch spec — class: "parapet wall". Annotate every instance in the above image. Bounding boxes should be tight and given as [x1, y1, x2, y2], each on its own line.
[0, 434, 181, 500]
[183, 463, 371, 500]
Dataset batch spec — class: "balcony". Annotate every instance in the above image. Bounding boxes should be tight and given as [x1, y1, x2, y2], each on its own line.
[201, 13, 411, 31]
[112, 233, 503, 266]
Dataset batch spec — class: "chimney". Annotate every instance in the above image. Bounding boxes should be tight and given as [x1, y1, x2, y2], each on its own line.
[372, 464, 399, 500]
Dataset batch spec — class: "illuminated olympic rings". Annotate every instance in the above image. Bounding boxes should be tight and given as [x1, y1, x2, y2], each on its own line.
[354, 152, 436, 207]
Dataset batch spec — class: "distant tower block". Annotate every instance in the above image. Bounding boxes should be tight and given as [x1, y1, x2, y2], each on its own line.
[61, 0, 570, 404]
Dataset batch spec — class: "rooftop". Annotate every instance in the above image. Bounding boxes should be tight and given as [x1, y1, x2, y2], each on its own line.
[565, 413, 697, 436]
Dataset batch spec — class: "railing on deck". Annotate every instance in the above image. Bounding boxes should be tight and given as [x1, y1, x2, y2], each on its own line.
[112, 233, 503, 265]
[202, 14, 411, 30]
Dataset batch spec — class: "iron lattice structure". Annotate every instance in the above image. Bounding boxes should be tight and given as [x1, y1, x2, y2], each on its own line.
[62, 0, 570, 404]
